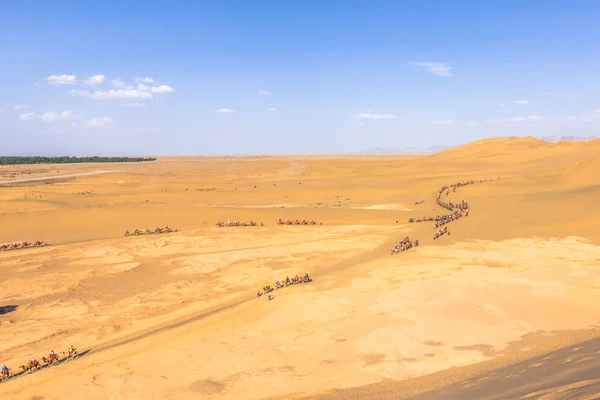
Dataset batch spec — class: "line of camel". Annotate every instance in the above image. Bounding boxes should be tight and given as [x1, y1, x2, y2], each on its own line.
[258, 273, 312, 300]
[0, 241, 48, 252]
[1, 348, 79, 383]
[125, 227, 178, 236]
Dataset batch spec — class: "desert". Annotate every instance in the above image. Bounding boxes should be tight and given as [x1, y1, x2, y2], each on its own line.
[1, 136, 599, 399]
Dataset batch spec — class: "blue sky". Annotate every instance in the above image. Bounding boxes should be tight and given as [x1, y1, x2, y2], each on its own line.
[1, 1, 600, 155]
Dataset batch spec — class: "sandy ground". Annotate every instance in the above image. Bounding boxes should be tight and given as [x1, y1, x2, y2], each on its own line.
[1, 136, 599, 400]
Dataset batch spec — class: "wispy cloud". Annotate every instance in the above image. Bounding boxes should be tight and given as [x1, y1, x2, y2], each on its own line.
[112, 79, 125, 88]
[86, 117, 113, 127]
[121, 102, 146, 107]
[14, 104, 30, 110]
[135, 77, 154, 83]
[69, 89, 90, 96]
[486, 115, 542, 123]
[514, 100, 529, 105]
[500, 103, 505, 106]
[150, 85, 174, 93]
[267, 108, 276, 112]
[428, 120, 453, 125]
[84, 74, 105, 87]
[412, 62, 453, 77]
[87, 89, 153, 100]
[216, 108, 235, 113]
[40, 110, 71, 121]
[467, 121, 479, 126]
[545, 92, 560, 96]
[258, 89, 271, 95]
[18, 110, 72, 122]
[18, 113, 35, 121]
[352, 113, 396, 120]
[47, 74, 77, 85]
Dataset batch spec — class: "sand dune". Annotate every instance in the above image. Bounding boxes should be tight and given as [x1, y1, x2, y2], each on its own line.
[1, 138, 599, 400]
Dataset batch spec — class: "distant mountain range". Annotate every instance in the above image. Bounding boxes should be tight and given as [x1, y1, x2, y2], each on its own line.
[538, 135, 598, 143]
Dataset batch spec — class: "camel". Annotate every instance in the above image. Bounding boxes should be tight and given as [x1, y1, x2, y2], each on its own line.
[19, 361, 40, 374]
[62, 349, 79, 361]
[1, 368, 13, 382]
[42, 356, 60, 367]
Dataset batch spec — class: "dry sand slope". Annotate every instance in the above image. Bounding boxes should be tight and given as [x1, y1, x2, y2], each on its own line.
[1, 136, 599, 400]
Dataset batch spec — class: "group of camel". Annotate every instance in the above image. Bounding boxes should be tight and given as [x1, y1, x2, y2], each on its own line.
[406, 178, 491, 242]
[391, 236, 418, 255]
[433, 226, 449, 240]
[1, 348, 78, 383]
[0, 240, 48, 252]
[414, 200, 425, 205]
[215, 220, 263, 227]
[258, 273, 312, 299]
[277, 219, 322, 226]
[124, 227, 178, 236]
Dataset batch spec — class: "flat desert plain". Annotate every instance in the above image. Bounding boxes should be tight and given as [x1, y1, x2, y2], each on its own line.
[1, 136, 600, 400]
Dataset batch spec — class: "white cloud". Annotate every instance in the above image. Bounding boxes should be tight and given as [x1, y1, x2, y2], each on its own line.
[486, 115, 543, 123]
[216, 108, 235, 113]
[40, 110, 71, 122]
[258, 89, 271, 95]
[135, 77, 154, 83]
[69, 89, 90, 96]
[84, 74, 105, 86]
[18, 113, 35, 121]
[14, 104, 30, 110]
[467, 121, 479, 126]
[352, 113, 396, 120]
[137, 83, 151, 92]
[151, 85, 174, 93]
[428, 120, 453, 125]
[86, 117, 113, 127]
[111, 79, 125, 88]
[88, 89, 153, 100]
[413, 62, 453, 77]
[500, 103, 505, 106]
[47, 74, 77, 85]
[268, 108, 276, 112]
[121, 102, 146, 107]
[545, 92, 560, 96]
[514, 100, 529, 105]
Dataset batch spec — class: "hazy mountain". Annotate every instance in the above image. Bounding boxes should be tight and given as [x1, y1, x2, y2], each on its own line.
[539, 135, 598, 143]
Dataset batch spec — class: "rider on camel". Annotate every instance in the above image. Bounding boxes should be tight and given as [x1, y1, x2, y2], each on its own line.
[1, 364, 8, 375]
[49, 350, 56, 360]
[68, 345, 76, 355]
[30, 357, 38, 367]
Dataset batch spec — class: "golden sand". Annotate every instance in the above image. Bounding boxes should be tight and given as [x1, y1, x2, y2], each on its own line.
[1, 136, 599, 399]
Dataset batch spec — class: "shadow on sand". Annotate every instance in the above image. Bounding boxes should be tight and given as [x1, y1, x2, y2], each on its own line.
[0, 305, 17, 315]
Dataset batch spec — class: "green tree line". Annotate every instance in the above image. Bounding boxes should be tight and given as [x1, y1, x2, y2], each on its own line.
[0, 156, 156, 165]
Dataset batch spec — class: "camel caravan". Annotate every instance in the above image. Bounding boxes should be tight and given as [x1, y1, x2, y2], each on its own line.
[414, 200, 425, 205]
[1, 346, 78, 384]
[277, 218, 322, 225]
[433, 226, 449, 240]
[216, 220, 263, 227]
[406, 178, 491, 243]
[125, 226, 178, 236]
[257, 273, 312, 299]
[391, 236, 419, 255]
[0, 240, 48, 252]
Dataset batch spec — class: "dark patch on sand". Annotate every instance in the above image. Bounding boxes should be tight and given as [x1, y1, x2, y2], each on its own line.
[453, 344, 498, 357]
[424, 340, 443, 347]
[363, 354, 385, 366]
[190, 379, 225, 394]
